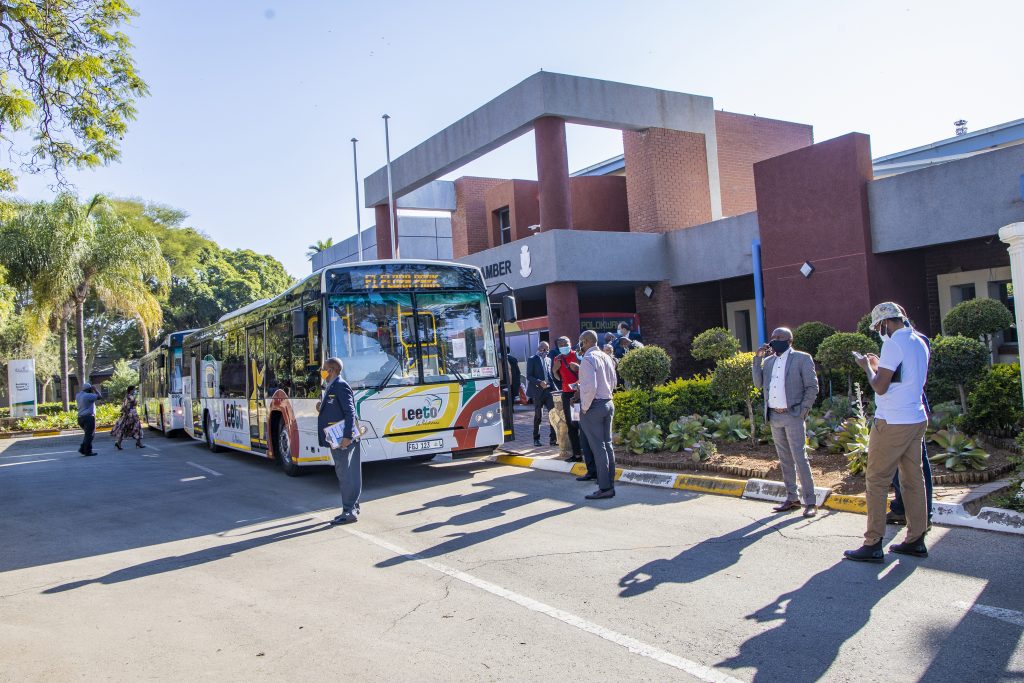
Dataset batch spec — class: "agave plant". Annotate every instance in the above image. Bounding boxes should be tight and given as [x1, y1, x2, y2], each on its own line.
[836, 384, 871, 475]
[623, 420, 664, 454]
[665, 415, 709, 453]
[711, 414, 751, 443]
[929, 429, 989, 472]
[927, 401, 963, 437]
[757, 418, 775, 446]
[684, 439, 717, 464]
[702, 410, 731, 430]
[804, 415, 831, 451]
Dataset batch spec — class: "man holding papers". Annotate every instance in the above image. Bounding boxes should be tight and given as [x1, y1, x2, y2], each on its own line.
[317, 357, 362, 525]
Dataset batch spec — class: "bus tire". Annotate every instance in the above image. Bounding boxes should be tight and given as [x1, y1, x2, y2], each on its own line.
[272, 414, 302, 477]
[204, 413, 223, 453]
[408, 454, 436, 463]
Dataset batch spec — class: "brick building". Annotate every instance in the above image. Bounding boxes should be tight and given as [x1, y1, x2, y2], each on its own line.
[316, 73, 1024, 377]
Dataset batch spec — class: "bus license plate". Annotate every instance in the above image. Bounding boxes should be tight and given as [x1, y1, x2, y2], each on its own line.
[408, 439, 444, 452]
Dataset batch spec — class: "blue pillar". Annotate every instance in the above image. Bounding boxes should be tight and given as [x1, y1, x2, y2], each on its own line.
[752, 239, 767, 346]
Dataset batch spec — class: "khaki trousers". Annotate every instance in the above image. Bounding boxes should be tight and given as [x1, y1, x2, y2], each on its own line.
[865, 419, 928, 545]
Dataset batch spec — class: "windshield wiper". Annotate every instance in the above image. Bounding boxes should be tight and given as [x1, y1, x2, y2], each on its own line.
[375, 358, 401, 391]
[436, 343, 467, 385]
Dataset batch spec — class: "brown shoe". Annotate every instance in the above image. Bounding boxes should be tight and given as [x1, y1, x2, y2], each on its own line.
[803, 505, 818, 518]
[772, 500, 801, 513]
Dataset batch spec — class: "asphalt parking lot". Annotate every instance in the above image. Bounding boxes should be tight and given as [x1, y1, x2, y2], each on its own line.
[1, 431, 1022, 682]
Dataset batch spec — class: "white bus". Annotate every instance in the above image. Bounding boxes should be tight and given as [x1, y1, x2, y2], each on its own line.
[138, 329, 197, 434]
[181, 260, 512, 475]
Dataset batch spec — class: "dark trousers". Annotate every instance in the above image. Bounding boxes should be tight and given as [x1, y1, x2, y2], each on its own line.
[331, 441, 363, 514]
[580, 399, 615, 491]
[532, 390, 555, 441]
[890, 439, 933, 519]
[78, 415, 96, 453]
[559, 392, 581, 456]
[580, 426, 596, 477]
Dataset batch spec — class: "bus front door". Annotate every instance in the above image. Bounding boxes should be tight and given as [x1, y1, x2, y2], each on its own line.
[247, 323, 268, 454]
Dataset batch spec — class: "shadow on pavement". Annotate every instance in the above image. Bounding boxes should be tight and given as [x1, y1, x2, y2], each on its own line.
[618, 515, 807, 598]
[41, 520, 330, 594]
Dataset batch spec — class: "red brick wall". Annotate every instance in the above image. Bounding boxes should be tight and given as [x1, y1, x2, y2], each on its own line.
[714, 111, 814, 217]
[570, 176, 629, 231]
[452, 177, 507, 258]
[623, 128, 713, 233]
[484, 180, 541, 246]
[635, 281, 724, 378]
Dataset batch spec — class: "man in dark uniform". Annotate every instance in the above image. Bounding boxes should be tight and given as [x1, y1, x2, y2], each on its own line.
[317, 357, 361, 525]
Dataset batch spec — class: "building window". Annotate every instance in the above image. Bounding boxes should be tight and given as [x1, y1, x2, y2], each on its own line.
[992, 280, 1017, 344]
[497, 207, 511, 245]
[937, 267, 1017, 362]
[951, 283, 976, 305]
[725, 299, 756, 352]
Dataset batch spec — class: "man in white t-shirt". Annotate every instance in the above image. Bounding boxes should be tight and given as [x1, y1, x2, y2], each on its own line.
[844, 302, 931, 563]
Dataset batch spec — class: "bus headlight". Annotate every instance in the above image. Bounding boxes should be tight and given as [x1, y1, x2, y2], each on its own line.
[174, 408, 183, 415]
[469, 405, 500, 427]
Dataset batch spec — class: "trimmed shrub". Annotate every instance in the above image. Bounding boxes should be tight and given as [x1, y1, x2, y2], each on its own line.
[857, 314, 882, 346]
[103, 359, 140, 403]
[928, 335, 989, 412]
[691, 327, 740, 364]
[943, 298, 1014, 344]
[711, 352, 759, 443]
[963, 363, 1024, 435]
[792, 321, 837, 357]
[650, 375, 738, 428]
[611, 388, 649, 436]
[617, 344, 671, 392]
[816, 333, 879, 398]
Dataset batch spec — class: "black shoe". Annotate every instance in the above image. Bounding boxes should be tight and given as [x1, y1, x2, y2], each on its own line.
[890, 535, 928, 558]
[114, 442, 123, 451]
[886, 511, 907, 525]
[567, 455, 582, 462]
[585, 488, 615, 500]
[803, 505, 818, 518]
[329, 512, 358, 525]
[549, 439, 558, 446]
[772, 500, 801, 513]
[843, 543, 884, 563]
[136, 442, 145, 448]
[82, 452, 98, 457]
[576, 474, 596, 481]
[533, 439, 542, 447]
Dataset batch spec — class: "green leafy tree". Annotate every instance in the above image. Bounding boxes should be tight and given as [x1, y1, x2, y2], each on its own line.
[0, 0, 148, 190]
[929, 335, 989, 412]
[856, 314, 881, 346]
[816, 333, 879, 399]
[792, 321, 836, 356]
[690, 327, 740, 364]
[710, 351, 759, 444]
[943, 298, 1015, 356]
[306, 238, 334, 259]
[103, 358, 139, 402]
[963, 363, 1024, 435]
[617, 345, 671, 392]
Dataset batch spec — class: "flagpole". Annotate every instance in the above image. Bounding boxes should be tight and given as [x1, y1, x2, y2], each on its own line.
[351, 137, 364, 262]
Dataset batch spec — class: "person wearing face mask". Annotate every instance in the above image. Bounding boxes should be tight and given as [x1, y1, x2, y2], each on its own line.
[845, 302, 931, 563]
[752, 327, 820, 517]
[317, 357, 361, 525]
[526, 341, 557, 448]
[551, 335, 583, 463]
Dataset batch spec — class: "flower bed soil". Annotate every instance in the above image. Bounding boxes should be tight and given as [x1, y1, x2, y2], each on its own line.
[615, 440, 1018, 496]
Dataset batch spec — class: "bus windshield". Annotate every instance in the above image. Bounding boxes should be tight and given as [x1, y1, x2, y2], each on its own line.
[327, 291, 497, 388]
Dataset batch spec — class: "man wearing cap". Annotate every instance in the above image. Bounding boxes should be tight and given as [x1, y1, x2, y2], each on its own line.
[845, 302, 931, 562]
[752, 327, 820, 517]
[76, 383, 101, 456]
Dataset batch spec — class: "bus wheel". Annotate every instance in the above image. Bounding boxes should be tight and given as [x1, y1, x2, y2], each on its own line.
[204, 413, 222, 453]
[273, 415, 301, 477]
[408, 454, 436, 463]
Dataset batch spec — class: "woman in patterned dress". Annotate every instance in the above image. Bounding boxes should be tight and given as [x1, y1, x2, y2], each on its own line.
[112, 386, 145, 449]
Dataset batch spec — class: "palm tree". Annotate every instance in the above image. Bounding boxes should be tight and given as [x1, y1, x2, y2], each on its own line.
[306, 238, 334, 259]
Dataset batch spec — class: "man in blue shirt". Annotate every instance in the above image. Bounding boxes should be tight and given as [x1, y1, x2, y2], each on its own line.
[317, 357, 361, 525]
[76, 383, 101, 457]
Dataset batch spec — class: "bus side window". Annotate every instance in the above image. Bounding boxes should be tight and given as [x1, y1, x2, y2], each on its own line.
[267, 312, 291, 397]
[302, 301, 322, 398]
[222, 329, 246, 398]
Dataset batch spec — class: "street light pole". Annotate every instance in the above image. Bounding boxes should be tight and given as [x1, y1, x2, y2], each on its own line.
[382, 113, 399, 259]
[351, 137, 364, 262]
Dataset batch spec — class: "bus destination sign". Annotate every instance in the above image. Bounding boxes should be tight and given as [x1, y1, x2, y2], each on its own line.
[328, 264, 485, 293]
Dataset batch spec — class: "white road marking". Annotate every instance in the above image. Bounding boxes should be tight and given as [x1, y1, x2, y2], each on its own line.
[954, 600, 1024, 627]
[140, 454, 159, 458]
[180, 476, 206, 482]
[342, 526, 743, 683]
[0, 449, 77, 459]
[186, 461, 223, 477]
[0, 458, 58, 468]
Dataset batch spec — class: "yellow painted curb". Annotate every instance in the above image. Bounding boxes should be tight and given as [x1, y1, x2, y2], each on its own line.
[569, 462, 589, 477]
[613, 468, 623, 481]
[823, 494, 890, 515]
[32, 430, 61, 437]
[673, 474, 746, 497]
[496, 454, 535, 468]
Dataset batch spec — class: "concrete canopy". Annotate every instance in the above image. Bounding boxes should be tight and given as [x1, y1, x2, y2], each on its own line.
[364, 71, 723, 219]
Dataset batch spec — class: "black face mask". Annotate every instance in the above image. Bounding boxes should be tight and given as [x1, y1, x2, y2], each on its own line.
[769, 340, 791, 355]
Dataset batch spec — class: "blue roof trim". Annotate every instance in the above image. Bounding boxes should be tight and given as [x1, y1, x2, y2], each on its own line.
[571, 154, 625, 177]
[873, 117, 1024, 165]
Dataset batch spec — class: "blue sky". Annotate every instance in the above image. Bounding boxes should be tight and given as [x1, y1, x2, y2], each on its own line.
[11, 0, 1024, 276]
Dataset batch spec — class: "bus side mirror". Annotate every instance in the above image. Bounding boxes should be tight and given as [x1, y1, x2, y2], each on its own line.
[291, 309, 306, 337]
[501, 295, 517, 323]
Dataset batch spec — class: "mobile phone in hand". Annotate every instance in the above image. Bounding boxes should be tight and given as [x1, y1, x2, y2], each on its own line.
[851, 351, 865, 361]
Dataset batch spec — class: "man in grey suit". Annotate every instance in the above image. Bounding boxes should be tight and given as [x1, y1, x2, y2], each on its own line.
[525, 341, 556, 447]
[752, 327, 820, 517]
